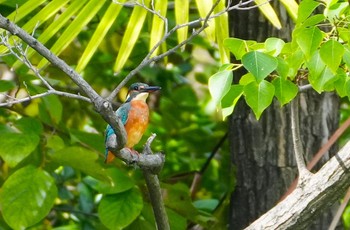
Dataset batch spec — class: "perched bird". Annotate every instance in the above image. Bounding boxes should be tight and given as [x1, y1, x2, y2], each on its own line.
[104, 82, 161, 163]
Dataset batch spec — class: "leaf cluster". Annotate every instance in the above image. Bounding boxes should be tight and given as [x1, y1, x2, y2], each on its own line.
[210, 0, 350, 119]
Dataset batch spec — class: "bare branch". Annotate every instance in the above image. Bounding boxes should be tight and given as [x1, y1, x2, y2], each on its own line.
[246, 141, 350, 229]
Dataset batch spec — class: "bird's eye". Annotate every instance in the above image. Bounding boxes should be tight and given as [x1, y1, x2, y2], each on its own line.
[133, 86, 138, 90]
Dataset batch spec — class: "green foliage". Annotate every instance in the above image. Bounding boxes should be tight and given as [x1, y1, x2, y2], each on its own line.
[0, 165, 57, 229]
[210, 0, 350, 119]
[0, 5, 230, 228]
[99, 188, 143, 229]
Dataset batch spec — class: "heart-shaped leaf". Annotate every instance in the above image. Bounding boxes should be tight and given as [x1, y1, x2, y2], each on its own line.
[244, 80, 275, 119]
[242, 51, 278, 82]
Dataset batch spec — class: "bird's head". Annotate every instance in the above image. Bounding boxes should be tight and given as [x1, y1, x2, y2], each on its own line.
[125, 82, 161, 102]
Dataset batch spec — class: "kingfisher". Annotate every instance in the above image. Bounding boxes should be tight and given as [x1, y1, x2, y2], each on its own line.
[104, 82, 161, 163]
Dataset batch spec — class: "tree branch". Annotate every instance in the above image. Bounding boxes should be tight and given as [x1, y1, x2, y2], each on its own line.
[291, 95, 313, 184]
[245, 140, 350, 229]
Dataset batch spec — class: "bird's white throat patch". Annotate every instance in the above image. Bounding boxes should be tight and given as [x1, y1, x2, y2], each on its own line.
[131, 92, 149, 101]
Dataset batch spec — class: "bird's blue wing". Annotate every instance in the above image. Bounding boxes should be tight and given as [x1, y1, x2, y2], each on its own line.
[104, 103, 131, 161]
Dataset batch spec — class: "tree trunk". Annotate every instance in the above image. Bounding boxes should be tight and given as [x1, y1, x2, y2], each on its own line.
[228, 3, 340, 230]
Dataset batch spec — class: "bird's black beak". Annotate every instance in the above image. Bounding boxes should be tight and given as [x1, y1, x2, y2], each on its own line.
[143, 86, 161, 93]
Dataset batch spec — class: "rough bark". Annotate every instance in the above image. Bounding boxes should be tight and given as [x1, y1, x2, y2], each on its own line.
[246, 140, 350, 229]
[228, 2, 340, 230]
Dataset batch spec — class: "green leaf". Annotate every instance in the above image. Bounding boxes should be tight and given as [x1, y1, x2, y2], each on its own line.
[0, 133, 40, 167]
[319, 39, 344, 73]
[221, 85, 244, 119]
[276, 57, 290, 79]
[214, 0, 230, 63]
[0, 165, 57, 229]
[149, 0, 168, 56]
[334, 69, 347, 97]
[297, 0, 320, 24]
[325, 2, 349, 22]
[346, 79, 350, 100]
[302, 14, 326, 27]
[76, 2, 124, 72]
[163, 183, 199, 220]
[255, 0, 282, 29]
[83, 168, 134, 194]
[309, 66, 334, 93]
[224, 38, 247, 60]
[306, 50, 326, 80]
[239, 73, 256, 85]
[242, 51, 278, 82]
[296, 27, 323, 60]
[343, 46, 350, 68]
[244, 80, 275, 119]
[0, 80, 16, 92]
[113, 0, 150, 72]
[279, 0, 298, 21]
[42, 94, 62, 124]
[50, 146, 107, 181]
[99, 188, 143, 229]
[285, 48, 304, 78]
[208, 70, 233, 106]
[37, 0, 105, 69]
[175, 0, 189, 50]
[193, 199, 219, 213]
[195, 0, 215, 42]
[13, 0, 88, 68]
[265, 37, 285, 56]
[15, 117, 43, 135]
[272, 77, 298, 106]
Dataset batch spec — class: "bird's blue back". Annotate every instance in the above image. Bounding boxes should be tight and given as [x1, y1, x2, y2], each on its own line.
[104, 102, 131, 158]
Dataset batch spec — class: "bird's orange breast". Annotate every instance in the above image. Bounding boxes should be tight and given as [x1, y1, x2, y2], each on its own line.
[124, 100, 149, 148]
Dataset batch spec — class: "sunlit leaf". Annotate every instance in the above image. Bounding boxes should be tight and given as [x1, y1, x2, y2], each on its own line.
[309, 66, 334, 93]
[13, 0, 88, 68]
[0, 133, 40, 167]
[319, 39, 344, 73]
[224, 38, 247, 60]
[113, 0, 150, 72]
[208, 69, 233, 106]
[175, 0, 189, 51]
[334, 69, 347, 97]
[149, 0, 168, 56]
[195, 0, 215, 42]
[265, 37, 285, 56]
[99, 188, 143, 229]
[276, 57, 290, 79]
[0, 165, 57, 229]
[76, 2, 124, 72]
[38, 0, 105, 69]
[279, 0, 298, 21]
[214, 0, 230, 63]
[244, 80, 275, 119]
[221, 85, 243, 119]
[297, 0, 320, 24]
[296, 27, 323, 60]
[255, 0, 282, 29]
[242, 51, 278, 82]
[272, 77, 298, 106]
